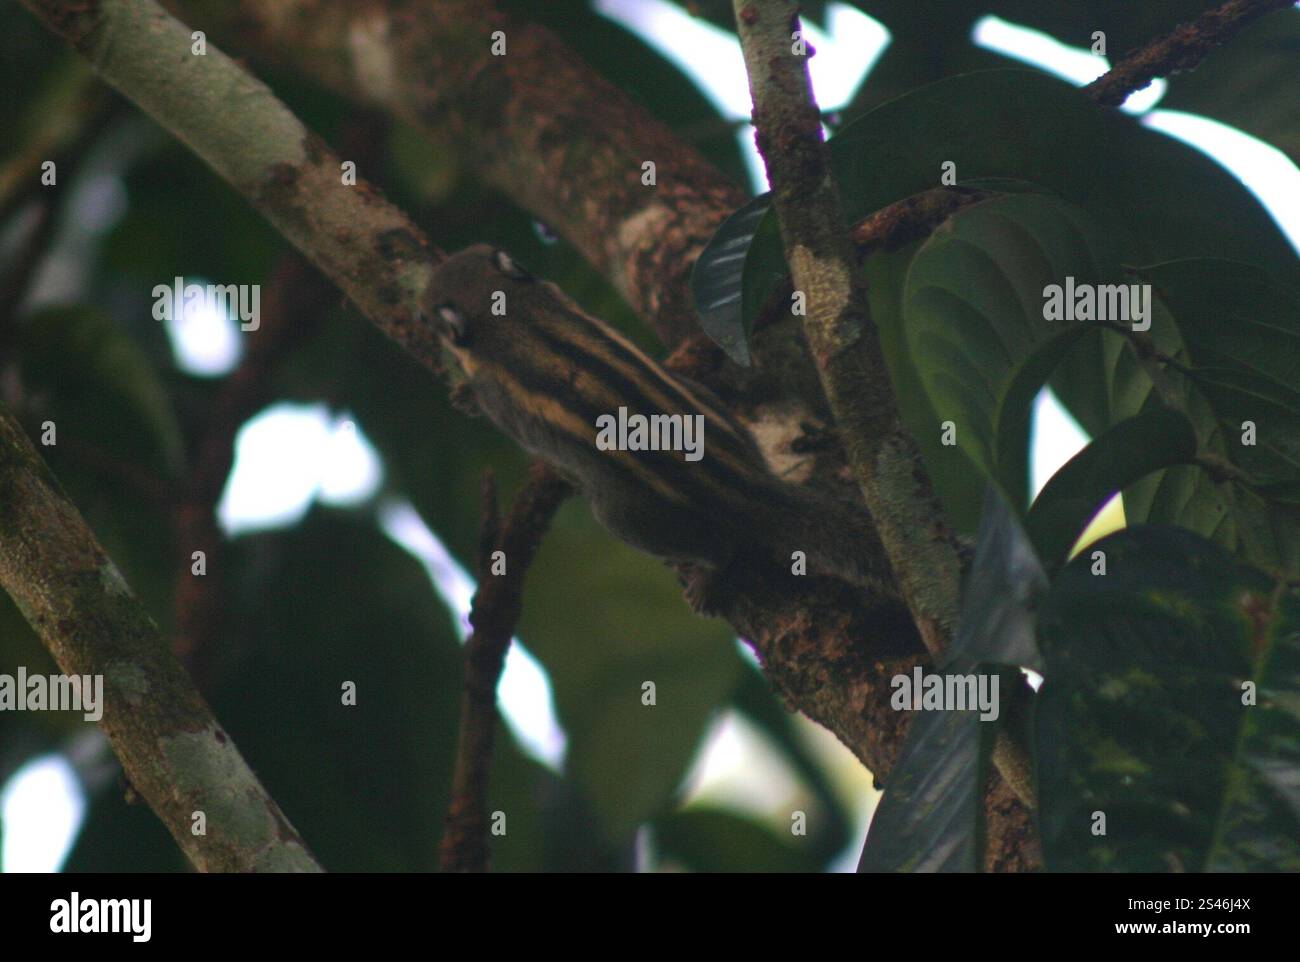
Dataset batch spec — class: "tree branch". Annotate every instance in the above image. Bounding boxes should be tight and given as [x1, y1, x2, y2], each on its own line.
[21, 0, 443, 370]
[731, 0, 1035, 810]
[440, 463, 571, 872]
[1084, 0, 1296, 107]
[0, 402, 322, 871]
[160, 0, 747, 349]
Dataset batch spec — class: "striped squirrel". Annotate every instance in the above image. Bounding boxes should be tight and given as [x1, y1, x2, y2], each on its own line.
[422, 244, 898, 603]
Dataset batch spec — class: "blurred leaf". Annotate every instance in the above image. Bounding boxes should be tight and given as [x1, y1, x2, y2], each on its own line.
[18, 305, 183, 477]
[977, 1, 1216, 56]
[656, 807, 824, 872]
[0, 589, 66, 746]
[517, 500, 743, 841]
[486, 736, 634, 872]
[279, 309, 529, 565]
[502, 0, 749, 188]
[207, 509, 466, 871]
[16, 305, 179, 630]
[105, 140, 282, 291]
[1026, 407, 1199, 566]
[731, 664, 854, 862]
[0, 16, 70, 155]
[1035, 525, 1298, 871]
[63, 779, 191, 873]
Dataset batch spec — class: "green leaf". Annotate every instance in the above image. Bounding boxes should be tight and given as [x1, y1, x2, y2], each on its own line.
[948, 485, 1048, 672]
[690, 195, 770, 366]
[1105, 259, 1300, 573]
[710, 70, 1298, 359]
[1035, 525, 1299, 871]
[857, 680, 994, 872]
[993, 325, 1093, 508]
[901, 192, 1123, 490]
[1025, 407, 1198, 566]
[861, 242, 986, 532]
[1141, 259, 1300, 487]
[863, 487, 1043, 872]
[517, 500, 743, 841]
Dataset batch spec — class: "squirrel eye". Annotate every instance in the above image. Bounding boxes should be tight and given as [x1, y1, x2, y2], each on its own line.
[492, 248, 533, 281]
[433, 303, 471, 346]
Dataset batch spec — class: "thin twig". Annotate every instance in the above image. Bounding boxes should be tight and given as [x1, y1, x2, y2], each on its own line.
[1084, 0, 1295, 106]
[850, 187, 991, 257]
[440, 462, 570, 872]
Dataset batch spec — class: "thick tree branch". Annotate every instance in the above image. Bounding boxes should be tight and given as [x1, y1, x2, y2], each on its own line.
[731, 0, 1035, 810]
[21, 0, 442, 369]
[441, 463, 571, 872]
[0, 402, 321, 871]
[1084, 0, 1296, 107]
[160, 0, 746, 348]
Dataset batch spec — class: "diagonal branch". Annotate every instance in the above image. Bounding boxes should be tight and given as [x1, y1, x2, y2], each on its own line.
[1084, 0, 1296, 107]
[162, 0, 746, 349]
[21, 0, 443, 371]
[0, 402, 322, 871]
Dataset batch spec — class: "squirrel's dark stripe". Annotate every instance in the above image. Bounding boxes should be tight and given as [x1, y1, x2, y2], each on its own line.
[522, 319, 774, 504]
[475, 352, 754, 512]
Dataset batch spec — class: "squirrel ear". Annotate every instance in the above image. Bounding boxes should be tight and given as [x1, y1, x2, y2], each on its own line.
[433, 302, 471, 346]
[491, 248, 534, 281]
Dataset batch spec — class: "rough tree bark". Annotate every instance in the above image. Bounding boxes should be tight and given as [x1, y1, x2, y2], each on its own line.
[0, 404, 322, 872]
